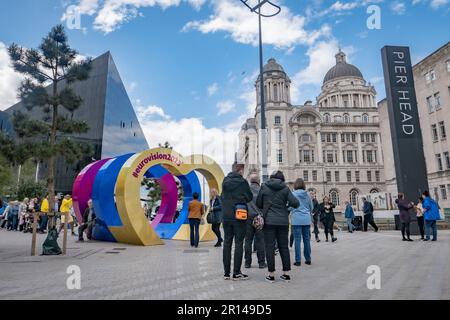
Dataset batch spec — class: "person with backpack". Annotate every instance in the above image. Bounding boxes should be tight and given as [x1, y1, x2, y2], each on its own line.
[244, 174, 266, 269]
[318, 196, 337, 243]
[290, 178, 313, 267]
[221, 163, 253, 281]
[422, 190, 441, 241]
[362, 197, 379, 232]
[257, 171, 300, 283]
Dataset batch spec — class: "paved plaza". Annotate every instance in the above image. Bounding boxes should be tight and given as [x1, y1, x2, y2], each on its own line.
[0, 228, 449, 300]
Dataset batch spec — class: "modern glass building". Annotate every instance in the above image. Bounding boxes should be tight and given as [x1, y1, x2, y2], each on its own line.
[4, 52, 149, 193]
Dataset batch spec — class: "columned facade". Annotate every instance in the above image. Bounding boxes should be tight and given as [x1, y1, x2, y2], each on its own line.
[238, 51, 386, 211]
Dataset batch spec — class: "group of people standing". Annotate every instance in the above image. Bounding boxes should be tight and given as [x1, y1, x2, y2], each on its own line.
[396, 191, 441, 242]
[188, 163, 344, 284]
[0, 194, 97, 243]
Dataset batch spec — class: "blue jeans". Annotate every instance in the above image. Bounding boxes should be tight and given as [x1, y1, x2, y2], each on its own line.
[189, 219, 201, 247]
[9, 215, 19, 230]
[425, 220, 437, 240]
[292, 225, 311, 264]
[39, 214, 49, 232]
[346, 218, 355, 232]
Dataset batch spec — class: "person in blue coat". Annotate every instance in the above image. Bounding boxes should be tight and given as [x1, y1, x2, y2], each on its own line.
[344, 200, 356, 233]
[290, 179, 314, 267]
[422, 190, 441, 241]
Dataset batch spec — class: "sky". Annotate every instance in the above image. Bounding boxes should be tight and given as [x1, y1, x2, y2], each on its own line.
[0, 0, 449, 169]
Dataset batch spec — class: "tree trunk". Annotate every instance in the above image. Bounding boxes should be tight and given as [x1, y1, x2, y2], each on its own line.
[47, 80, 58, 222]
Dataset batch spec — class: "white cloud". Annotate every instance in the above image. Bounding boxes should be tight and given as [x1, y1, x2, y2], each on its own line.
[290, 40, 355, 104]
[62, 0, 207, 33]
[0, 42, 24, 111]
[183, 0, 331, 50]
[216, 100, 235, 115]
[139, 112, 240, 171]
[390, 1, 406, 15]
[136, 103, 171, 120]
[207, 82, 218, 96]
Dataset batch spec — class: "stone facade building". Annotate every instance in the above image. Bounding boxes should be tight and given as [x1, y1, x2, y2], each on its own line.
[379, 42, 450, 215]
[238, 51, 386, 210]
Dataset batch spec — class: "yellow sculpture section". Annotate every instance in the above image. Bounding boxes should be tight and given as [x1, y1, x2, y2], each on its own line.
[112, 148, 225, 246]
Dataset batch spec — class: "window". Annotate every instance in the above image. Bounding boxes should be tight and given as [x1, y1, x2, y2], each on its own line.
[367, 171, 372, 182]
[375, 171, 381, 182]
[325, 150, 336, 163]
[303, 170, 309, 182]
[430, 70, 436, 81]
[427, 96, 434, 113]
[343, 114, 350, 124]
[324, 113, 331, 123]
[432, 124, 439, 141]
[434, 92, 441, 109]
[365, 150, 376, 163]
[440, 185, 448, 200]
[301, 134, 311, 143]
[277, 149, 283, 164]
[444, 152, 450, 170]
[447, 60, 450, 72]
[362, 114, 369, 124]
[326, 171, 332, 182]
[425, 72, 431, 83]
[347, 171, 352, 182]
[355, 171, 360, 182]
[312, 170, 318, 182]
[350, 190, 359, 206]
[439, 122, 447, 139]
[277, 130, 283, 143]
[329, 190, 340, 206]
[436, 154, 443, 171]
[273, 84, 279, 101]
[303, 149, 313, 163]
[346, 150, 355, 163]
[335, 171, 340, 182]
[274, 116, 281, 125]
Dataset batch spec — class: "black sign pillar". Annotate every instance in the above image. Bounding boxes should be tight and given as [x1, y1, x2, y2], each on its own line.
[381, 46, 429, 202]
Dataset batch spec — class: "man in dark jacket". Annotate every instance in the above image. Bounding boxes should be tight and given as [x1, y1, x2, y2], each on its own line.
[221, 163, 253, 281]
[311, 192, 320, 242]
[244, 174, 266, 269]
[362, 197, 379, 232]
[78, 199, 96, 242]
[256, 171, 299, 283]
[395, 193, 414, 241]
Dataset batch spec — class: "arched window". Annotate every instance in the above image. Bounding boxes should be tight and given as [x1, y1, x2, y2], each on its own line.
[362, 113, 369, 124]
[370, 188, 380, 194]
[343, 113, 350, 124]
[324, 113, 331, 124]
[329, 190, 340, 206]
[273, 84, 278, 101]
[350, 189, 359, 206]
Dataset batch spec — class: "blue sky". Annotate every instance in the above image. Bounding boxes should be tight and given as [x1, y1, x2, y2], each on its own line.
[0, 0, 449, 166]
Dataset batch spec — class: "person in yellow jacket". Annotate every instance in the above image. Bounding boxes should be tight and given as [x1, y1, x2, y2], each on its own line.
[39, 195, 49, 233]
[58, 195, 75, 236]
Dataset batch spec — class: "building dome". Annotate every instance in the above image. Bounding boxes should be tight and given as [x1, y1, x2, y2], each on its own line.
[323, 51, 363, 84]
[263, 58, 285, 73]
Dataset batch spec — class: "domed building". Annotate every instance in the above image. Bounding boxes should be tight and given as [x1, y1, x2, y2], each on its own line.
[238, 51, 385, 210]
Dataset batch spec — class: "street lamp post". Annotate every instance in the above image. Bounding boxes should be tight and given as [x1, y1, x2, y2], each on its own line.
[239, 0, 281, 183]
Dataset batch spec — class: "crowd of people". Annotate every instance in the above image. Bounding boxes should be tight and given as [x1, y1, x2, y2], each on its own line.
[186, 163, 442, 284]
[0, 194, 96, 242]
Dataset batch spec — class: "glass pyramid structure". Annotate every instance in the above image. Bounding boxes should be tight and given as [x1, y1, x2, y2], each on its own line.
[5, 52, 149, 193]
